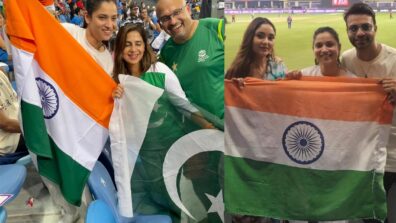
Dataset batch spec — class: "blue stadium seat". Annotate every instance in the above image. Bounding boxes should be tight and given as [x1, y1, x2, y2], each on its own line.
[88, 161, 172, 223]
[15, 154, 32, 166]
[0, 164, 26, 223]
[86, 200, 116, 223]
[0, 164, 26, 204]
[0, 207, 6, 223]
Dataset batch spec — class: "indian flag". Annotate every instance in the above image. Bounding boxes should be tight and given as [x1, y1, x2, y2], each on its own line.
[6, 0, 116, 205]
[224, 77, 393, 221]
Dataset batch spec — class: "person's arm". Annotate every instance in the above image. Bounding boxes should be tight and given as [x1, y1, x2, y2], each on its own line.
[0, 36, 6, 51]
[146, 18, 157, 30]
[160, 63, 215, 129]
[0, 110, 21, 133]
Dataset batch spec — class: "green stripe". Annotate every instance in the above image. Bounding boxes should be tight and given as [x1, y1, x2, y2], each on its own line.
[224, 156, 386, 221]
[21, 100, 52, 158]
[22, 100, 90, 206]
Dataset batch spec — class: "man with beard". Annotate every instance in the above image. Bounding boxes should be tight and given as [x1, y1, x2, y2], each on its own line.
[156, 0, 224, 121]
[341, 3, 396, 223]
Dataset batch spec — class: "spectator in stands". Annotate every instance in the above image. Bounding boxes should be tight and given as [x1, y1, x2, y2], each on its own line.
[71, 7, 84, 27]
[56, 5, 69, 23]
[120, 1, 128, 21]
[76, 0, 85, 10]
[150, 8, 161, 41]
[226, 17, 286, 81]
[130, 2, 141, 22]
[0, 70, 29, 165]
[120, 2, 143, 26]
[140, 7, 157, 43]
[341, 3, 396, 223]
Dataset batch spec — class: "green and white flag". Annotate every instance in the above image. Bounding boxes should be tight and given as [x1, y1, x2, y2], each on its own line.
[110, 73, 224, 222]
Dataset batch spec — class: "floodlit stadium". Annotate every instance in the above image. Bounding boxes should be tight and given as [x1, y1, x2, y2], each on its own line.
[225, 0, 396, 69]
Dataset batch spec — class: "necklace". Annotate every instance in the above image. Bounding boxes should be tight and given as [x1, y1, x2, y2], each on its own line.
[84, 31, 104, 51]
[95, 42, 104, 50]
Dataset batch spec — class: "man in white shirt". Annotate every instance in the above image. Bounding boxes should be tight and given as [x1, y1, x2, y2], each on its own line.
[341, 3, 396, 223]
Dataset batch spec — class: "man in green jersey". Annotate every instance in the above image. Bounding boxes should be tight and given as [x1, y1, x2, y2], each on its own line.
[156, 0, 224, 123]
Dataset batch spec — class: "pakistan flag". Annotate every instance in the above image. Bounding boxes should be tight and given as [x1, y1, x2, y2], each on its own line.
[110, 72, 224, 223]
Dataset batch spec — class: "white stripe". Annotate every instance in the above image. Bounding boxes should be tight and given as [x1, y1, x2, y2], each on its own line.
[225, 107, 389, 172]
[12, 46, 41, 107]
[110, 75, 164, 217]
[14, 47, 107, 170]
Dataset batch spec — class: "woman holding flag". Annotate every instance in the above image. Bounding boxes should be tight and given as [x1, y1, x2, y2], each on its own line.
[38, 0, 117, 222]
[225, 16, 285, 223]
[111, 23, 215, 221]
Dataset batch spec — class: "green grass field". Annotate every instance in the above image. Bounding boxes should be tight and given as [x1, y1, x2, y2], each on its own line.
[225, 13, 396, 70]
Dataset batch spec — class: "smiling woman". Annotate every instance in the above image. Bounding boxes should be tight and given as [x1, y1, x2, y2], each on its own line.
[61, 0, 117, 75]
[225, 17, 287, 80]
[300, 26, 355, 77]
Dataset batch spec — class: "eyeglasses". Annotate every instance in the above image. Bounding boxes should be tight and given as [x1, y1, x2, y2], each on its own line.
[159, 5, 186, 24]
[348, 23, 373, 33]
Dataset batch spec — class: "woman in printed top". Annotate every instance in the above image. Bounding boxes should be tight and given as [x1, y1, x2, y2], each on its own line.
[226, 17, 287, 81]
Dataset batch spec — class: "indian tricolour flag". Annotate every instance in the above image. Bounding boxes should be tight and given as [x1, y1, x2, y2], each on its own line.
[224, 77, 393, 221]
[6, 0, 116, 205]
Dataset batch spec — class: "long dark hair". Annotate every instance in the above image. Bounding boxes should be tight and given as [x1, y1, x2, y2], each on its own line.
[225, 17, 276, 79]
[112, 24, 156, 83]
[312, 26, 341, 65]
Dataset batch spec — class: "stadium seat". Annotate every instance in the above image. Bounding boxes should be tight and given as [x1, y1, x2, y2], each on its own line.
[0, 164, 26, 204]
[15, 154, 32, 166]
[98, 139, 115, 185]
[88, 161, 172, 223]
[0, 164, 27, 223]
[86, 200, 116, 223]
[0, 207, 6, 223]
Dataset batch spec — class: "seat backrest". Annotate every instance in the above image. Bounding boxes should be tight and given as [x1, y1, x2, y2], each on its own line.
[86, 200, 116, 223]
[0, 164, 26, 205]
[87, 161, 120, 221]
[88, 161, 172, 223]
[0, 207, 7, 223]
